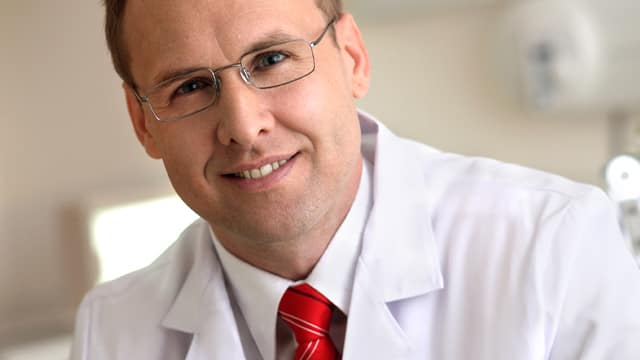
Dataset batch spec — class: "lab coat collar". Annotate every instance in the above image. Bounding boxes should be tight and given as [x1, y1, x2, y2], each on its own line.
[341, 111, 444, 358]
[161, 222, 246, 358]
[358, 110, 444, 301]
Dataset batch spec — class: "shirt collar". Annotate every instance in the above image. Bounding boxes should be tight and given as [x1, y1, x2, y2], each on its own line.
[305, 158, 372, 315]
[211, 159, 373, 360]
[211, 235, 291, 360]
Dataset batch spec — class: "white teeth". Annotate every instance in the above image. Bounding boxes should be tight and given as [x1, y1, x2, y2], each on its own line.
[235, 159, 288, 179]
[260, 163, 273, 177]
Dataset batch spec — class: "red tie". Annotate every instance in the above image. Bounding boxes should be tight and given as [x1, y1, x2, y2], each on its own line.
[278, 284, 339, 360]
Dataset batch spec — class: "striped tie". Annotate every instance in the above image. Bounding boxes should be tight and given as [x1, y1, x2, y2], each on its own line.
[278, 284, 339, 360]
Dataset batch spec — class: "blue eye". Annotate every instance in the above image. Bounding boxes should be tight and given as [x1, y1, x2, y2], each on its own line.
[257, 52, 287, 68]
[175, 78, 213, 95]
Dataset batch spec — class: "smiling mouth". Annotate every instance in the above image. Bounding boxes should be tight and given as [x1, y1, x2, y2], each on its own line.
[231, 156, 293, 180]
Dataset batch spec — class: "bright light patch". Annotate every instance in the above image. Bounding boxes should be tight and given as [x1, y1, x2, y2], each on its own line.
[90, 195, 198, 283]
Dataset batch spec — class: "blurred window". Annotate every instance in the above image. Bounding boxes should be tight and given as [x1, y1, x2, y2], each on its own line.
[89, 195, 198, 283]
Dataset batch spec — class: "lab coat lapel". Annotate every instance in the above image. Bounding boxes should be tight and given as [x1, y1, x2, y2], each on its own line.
[342, 258, 412, 358]
[182, 282, 246, 360]
[342, 113, 444, 358]
[161, 224, 246, 359]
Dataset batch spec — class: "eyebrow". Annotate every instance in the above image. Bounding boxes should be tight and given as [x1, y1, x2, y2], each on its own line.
[242, 31, 297, 55]
[148, 30, 299, 88]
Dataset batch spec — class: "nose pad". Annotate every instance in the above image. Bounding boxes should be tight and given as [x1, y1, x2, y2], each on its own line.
[240, 67, 251, 84]
[213, 76, 223, 100]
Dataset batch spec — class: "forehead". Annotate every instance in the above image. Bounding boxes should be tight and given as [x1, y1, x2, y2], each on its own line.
[123, 0, 326, 88]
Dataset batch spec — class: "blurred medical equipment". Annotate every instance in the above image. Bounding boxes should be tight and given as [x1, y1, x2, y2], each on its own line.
[605, 154, 640, 265]
[497, 0, 640, 112]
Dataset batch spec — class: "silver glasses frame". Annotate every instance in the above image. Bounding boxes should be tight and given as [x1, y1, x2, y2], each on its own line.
[133, 19, 336, 122]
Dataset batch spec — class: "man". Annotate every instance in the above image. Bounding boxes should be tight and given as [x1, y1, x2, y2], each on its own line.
[71, 0, 640, 358]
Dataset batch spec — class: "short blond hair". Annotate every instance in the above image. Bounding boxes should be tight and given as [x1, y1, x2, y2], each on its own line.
[103, 0, 343, 87]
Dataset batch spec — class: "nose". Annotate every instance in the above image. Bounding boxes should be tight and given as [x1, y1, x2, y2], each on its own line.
[214, 68, 275, 149]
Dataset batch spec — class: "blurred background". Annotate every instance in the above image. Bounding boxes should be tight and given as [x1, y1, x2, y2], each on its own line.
[1, 0, 639, 358]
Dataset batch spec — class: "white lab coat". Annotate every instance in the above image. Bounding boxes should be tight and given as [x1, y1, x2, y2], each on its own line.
[71, 113, 640, 359]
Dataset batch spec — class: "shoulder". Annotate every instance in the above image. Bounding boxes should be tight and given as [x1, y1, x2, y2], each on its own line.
[401, 137, 602, 219]
[369, 119, 613, 252]
[400, 138, 631, 303]
[71, 219, 213, 358]
[383, 132, 617, 263]
[369, 118, 596, 211]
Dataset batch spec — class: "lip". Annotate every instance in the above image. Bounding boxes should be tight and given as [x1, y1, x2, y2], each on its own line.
[222, 153, 297, 175]
[219, 152, 299, 191]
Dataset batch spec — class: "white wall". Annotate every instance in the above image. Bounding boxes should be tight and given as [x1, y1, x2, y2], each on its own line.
[356, 5, 614, 185]
[0, 0, 169, 346]
[0, 0, 632, 347]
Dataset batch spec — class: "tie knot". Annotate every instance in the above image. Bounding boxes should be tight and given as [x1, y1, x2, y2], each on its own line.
[278, 284, 339, 359]
[279, 284, 333, 339]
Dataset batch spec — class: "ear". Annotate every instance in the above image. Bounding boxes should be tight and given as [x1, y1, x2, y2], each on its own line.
[123, 83, 162, 159]
[335, 13, 371, 99]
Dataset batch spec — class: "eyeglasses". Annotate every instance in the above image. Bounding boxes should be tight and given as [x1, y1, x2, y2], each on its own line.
[134, 20, 336, 122]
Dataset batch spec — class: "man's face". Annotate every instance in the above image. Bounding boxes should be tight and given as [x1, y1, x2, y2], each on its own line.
[122, 0, 370, 250]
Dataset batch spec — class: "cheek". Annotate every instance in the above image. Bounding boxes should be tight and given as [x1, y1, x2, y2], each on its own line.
[270, 76, 353, 132]
[156, 124, 215, 182]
